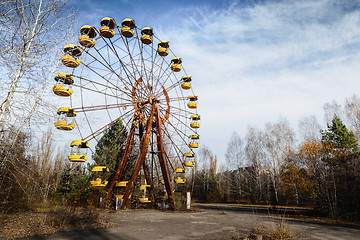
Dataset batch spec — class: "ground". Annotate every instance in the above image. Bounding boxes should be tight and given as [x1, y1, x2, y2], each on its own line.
[9, 204, 360, 240]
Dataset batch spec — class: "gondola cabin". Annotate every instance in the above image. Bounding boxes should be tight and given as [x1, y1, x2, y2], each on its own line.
[55, 107, 76, 130]
[190, 114, 201, 128]
[116, 181, 128, 187]
[189, 142, 199, 148]
[184, 161, 195, 167]
[175, 177, 186, 184]
[68, 140, 89, 162]
[61, 44, 82, 68]
[91, 166, 109, 172]
[157, 41, 169, 56]
[53, 73, 74, 97]
[187, 95, 198, 109]
[190, 122, 200, 128]
[174, 168, 185, 173]
[100, 17, 116, 38]
[90, 178, 108, 187]
[171, 57, 182, 72]
[79, 25, 97, 48]
[181, 76, 192, 90]
[140, 27, 153, 44]
[121, 18, 135, 38]
[184, 152, 195, 167]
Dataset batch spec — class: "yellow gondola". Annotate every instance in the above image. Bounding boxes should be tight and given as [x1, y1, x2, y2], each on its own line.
[55, 107, 76, 131]
[140, 184, 151, 190]
[91, 166, 109, 172]
[53, 72, 74, 97]
[187, 102, 198, 109]
[121, 18, 135, 38]
[181, 82, 191, 90]
[139, 197, 151, 203]
[188, 95, 197, 101]
[175, 177, 186, 184]
[190, 114, 200, 121]
[100, 17, 116, 38]
[190, 134, 200, 140]
[114, 194, 124, 199]
[116, 181, 128, 187]
[189, 142, 199, 148]
[157, 41, 169, 56]
[53, 85, 73, 97]
[190, 122, 200, 128]
[174, 168, 185, 173]
[184, 146, 196, 167]
[181, 76, 192, 90]
[170, 57, 182, 72]
[188, 95, 198, 109]
[184, 161, 195, 167]
[184, 153, 195, 157]
[140, 27, 153, 44]
[79, 25, 97, 48]
[68, 140, 89, 162]
[90, 178, 108, 187]
[55, 72, 74, 84]
[182, 76, 192, 82]
[62, 44, 82, 68]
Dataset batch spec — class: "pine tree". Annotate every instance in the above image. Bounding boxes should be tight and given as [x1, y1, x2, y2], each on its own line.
[320, 115, 360, 219]
[92, 120, 128, 169]
[321, 115, 359, 163]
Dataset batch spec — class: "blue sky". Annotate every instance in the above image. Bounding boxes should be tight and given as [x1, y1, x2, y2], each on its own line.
[67, 0, 360, 166]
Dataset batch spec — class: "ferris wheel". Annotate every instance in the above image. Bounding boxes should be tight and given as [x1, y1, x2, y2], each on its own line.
[53, 17, 200, 209]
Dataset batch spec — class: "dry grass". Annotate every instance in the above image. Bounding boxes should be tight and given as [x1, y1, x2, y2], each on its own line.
[226, 220, 293, 240]
[0, 205, 116, 239]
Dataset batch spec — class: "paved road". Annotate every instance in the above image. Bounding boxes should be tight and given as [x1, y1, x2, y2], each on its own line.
[23, 204, 360, 240]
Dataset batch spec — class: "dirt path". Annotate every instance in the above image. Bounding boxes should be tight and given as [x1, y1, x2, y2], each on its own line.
[23, 205, 360, 240]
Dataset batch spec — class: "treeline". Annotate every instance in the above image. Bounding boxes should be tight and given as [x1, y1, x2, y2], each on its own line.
[192, 95, 360, 221]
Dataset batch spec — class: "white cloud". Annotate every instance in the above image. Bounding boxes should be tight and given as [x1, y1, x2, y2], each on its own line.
[155, 0, 360, 164]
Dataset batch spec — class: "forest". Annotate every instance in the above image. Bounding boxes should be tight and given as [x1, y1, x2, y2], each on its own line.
[192, 103, 360, 221]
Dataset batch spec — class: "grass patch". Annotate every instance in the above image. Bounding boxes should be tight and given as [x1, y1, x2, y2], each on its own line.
[0, 204, 115, 239]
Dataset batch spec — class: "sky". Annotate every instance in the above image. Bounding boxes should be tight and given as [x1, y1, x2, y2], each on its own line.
[66, 0, 360, 166]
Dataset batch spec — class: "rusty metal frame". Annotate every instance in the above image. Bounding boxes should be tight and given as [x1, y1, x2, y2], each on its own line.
[121, 103, 156, 209]
[106, 125, 135, 199]
[155, 104, 175, 209]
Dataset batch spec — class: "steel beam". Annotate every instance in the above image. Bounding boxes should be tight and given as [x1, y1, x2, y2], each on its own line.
[155, 104, 175, 209]
[121, 103, 156, 209]
[106, 125, 135, 200]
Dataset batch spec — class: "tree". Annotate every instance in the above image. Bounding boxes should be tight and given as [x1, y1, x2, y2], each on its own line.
[92, 120, 128, 169]
[0, 0, 75, 135]
[264, 118, 294, 204]
[321, 115, 360, 218]
[225, 131, 244, 169]
[298, 115, 321, 141]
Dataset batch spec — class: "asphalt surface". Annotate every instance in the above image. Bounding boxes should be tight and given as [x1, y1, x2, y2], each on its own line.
[22, 204, 360, 240]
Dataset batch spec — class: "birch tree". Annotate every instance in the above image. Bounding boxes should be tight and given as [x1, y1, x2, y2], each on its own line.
[0, 0, 75, 136]
[264, 118, 294, 203]
[0, 0, 75, 207]
[225, 131, 244, 169]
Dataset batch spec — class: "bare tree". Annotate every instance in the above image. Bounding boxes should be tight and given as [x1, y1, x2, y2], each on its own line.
[323, 100, 342, 124]
[344, 94, 360, 139]
[298, 115, 321, 141]
[264, 118, 294, 203]
[0, 0, 75, 208]
[225, 131, 245, 169]
[0, 0, 75, 135]
[245, 127, 266, 202]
